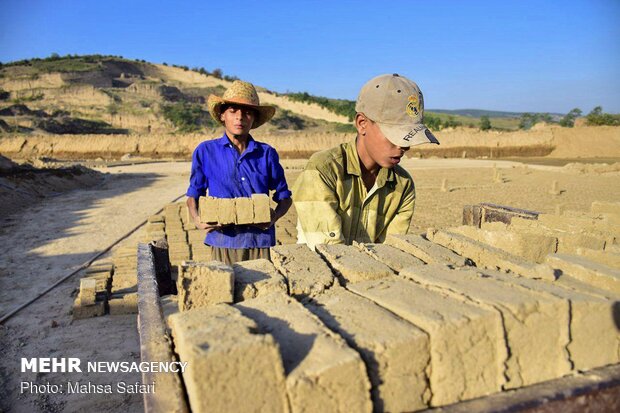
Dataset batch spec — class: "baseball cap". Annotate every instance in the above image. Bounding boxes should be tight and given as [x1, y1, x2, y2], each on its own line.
[355, 74, 440, 147]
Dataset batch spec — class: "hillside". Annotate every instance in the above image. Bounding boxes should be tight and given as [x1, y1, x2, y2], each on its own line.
[0, 55, 352, 135]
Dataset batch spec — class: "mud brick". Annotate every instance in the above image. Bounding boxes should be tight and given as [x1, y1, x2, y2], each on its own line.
[108, 292, 138, 315]
[401, 264, 572, 389]
[72, 298, 105, 319]
[306, 288, 431, 412]
[169, 305, 289, 413]
[146, 222, 165, 232]
[147, 214, 164, 223]
[349, 277, 504, 407]
[198, 196, 219, 224]
[232, 259, 288, 302]
[83, 272, 110, 292]
[252, 193, 271, 224]
[270, 244, 335, 298]
[217, 198, 236, 225]
[354, 242, 424, 272]
[575, 248, 620, 268]
[315, 244, 392, 285]
[166, 232, 188, 242]
[447, 225, 557, 263]
[85, 263, 113, 274]
[160, 295, 179, 329]
[385, 233, 469, 266]
[482, 269, 620, 371]
[427, 228, 555, 280]
[111, 274, 137, 294]
[237, 293, 372, 413]
[79, 278, 97, 306]
[591, 201, 620, 216]
[235, 196, 254, 225]
[547, 253, 620, 295]
[537, 213, 620, 238]
[177, 261, 234, 310]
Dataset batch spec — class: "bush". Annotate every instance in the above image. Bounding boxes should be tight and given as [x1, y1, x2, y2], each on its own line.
[423, 113, 442, 130]
[479, 115, 492, 131]
[586, 106, 620, 126]
[559, 108, 582, 127]
[162, 101, 214, 132]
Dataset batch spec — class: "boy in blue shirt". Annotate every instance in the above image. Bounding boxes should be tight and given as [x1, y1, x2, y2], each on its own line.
[186, 80, 292, 264]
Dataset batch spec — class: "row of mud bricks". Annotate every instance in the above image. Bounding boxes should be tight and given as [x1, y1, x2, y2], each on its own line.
[159, 201, 620, 413]
[72, 245, 138, 319]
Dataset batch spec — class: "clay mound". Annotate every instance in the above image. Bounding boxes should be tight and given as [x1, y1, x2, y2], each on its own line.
[0, 156, 104, 217]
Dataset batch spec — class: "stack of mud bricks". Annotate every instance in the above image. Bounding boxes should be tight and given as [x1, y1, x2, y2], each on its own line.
[164, 203, 191, 266]
[198, 194, 271, 225]
[108, 245, 139, 315]
[73, 261, 113, 319]
[142, 214, 165, 243]
[164, 200, 620, 413]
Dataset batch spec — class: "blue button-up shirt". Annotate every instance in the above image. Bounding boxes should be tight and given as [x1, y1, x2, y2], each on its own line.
[187, 134, 292, 249]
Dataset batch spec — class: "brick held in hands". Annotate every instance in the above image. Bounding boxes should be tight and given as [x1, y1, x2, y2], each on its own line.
[199, 196, 219, 224]
[252, 193, 271, 224]
[217, 198, 236, 225]
[235, 196, 254, 225]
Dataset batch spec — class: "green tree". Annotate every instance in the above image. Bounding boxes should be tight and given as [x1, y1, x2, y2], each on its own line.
[480, 115, 492, 131]
[559, 108, 582, 127]
[586, 106, 620, 126]
[211, 68, 223, 79]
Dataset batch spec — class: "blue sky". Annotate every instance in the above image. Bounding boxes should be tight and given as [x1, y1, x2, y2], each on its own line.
[1, 0, 619, 113]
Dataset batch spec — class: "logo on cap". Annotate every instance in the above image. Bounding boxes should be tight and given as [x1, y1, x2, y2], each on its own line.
[406, 95, 421, 118]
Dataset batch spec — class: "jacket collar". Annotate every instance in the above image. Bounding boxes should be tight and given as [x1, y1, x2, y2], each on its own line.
[344, 139, 396, 187]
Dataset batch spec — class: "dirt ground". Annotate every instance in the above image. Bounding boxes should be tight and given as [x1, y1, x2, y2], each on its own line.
[0, 157, 619, 412]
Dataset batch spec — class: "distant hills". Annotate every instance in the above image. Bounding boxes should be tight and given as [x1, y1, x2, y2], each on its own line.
[0, 54, 568, 134]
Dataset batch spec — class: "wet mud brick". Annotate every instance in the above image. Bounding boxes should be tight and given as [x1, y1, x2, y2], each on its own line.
[426, 228, 555, 280]
[235, 196, 254, 225]
[109, 292, 138, 315]
[348, 277, 504, 407]
[447, 225, 557, 263]
[547, 253, 620, 295]
[385, 233, 469, 266]
[236, 293, 373, 413]
[481, 269, 620, 370]
[169, 305, 289, 413]
[198, 195, 218, 224]
[354, 241, 424, 272]
[217, 198, 236, 225]
[252, 193, 271, 224]
[315, 244, 393, 284]
[177, 261, 234, 311]
[232, 259, 288, 302]
[400, 264, 572, 389]
[306, 288, 431, 412]
[72, 298, 105, 319]
[270, 244, 335, 298]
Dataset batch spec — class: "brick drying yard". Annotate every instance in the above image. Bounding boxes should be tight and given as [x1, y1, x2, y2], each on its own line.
[0, 157, 619, 412]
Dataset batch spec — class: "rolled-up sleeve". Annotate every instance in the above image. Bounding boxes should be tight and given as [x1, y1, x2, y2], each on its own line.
[267, 147, 292, 202]
[186, 145, 208, 198]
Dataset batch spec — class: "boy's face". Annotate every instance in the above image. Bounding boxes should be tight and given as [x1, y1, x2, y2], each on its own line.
[359, 115, 410, 168]
[220, 104, 256, 137]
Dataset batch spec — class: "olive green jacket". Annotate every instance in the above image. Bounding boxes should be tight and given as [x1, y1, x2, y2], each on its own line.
[292, 139, 415, 250]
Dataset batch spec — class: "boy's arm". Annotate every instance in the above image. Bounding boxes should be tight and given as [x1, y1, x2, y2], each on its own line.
[384, 180, 416, 237]
[292, 166, 344, 250]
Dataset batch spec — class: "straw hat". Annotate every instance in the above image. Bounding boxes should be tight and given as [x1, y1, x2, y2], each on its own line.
[207, 80, 276, 129]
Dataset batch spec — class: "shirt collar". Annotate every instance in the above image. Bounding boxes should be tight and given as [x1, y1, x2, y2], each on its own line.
[219, 133, 257, 153]
[344, 139, 396, 187]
